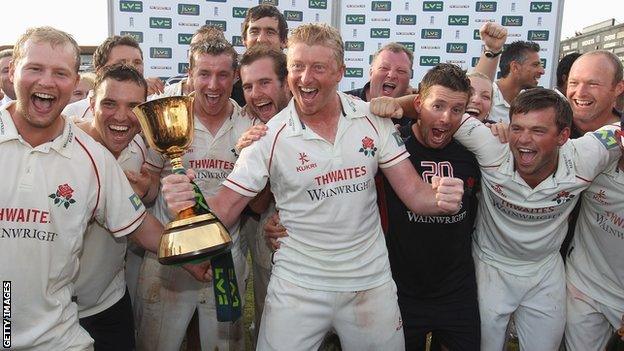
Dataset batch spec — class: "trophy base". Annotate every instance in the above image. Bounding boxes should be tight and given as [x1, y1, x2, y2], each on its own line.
[158, 213, 232, 265]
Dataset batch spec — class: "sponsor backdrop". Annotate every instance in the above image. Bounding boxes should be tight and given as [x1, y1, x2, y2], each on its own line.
[109, 0, 563, 90]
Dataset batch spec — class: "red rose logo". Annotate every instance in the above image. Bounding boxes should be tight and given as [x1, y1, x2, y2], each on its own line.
[466, 177, 476, 188]
[57, 184, 74, 199]
[359, 136, 378, 157]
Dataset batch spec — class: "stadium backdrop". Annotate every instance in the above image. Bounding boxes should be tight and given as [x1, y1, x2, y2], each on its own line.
[108, 0, 563, 91]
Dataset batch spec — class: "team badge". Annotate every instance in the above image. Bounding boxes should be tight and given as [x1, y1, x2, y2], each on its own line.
[392, 131, 405, 146]
[592, 129, 618, 149]
[129, 194, 143, 210]
[553, 190, 575, 204]
[359, 136, 377, 157]
[49, 183, 76, 209]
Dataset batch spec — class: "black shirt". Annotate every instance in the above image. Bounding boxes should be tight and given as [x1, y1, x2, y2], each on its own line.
[383, 124, 481, 303]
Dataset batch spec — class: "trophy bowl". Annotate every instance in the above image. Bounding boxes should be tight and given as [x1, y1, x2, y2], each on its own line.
[134, 96, 232, 265]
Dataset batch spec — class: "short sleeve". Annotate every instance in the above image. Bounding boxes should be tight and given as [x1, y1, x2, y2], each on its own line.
[374, 116, 409, 169]
[572, 124, 621, 180]
[453, 116, 508, 166]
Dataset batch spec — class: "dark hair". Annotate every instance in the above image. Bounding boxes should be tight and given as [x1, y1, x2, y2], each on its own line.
[93, 35, 143, 71]
[372, 42, 414, 69]
[509, 88, 572, 131]
[191, 24, 226, 45]
[93, 63, 147, 100]
[499, 41, 541, 78]
[241, 4, 288, 44]
[556, 52, 581, 89]
[240, 44, 287, 83]
[189, 38, 238, 71]
[418, 63, 472, 101]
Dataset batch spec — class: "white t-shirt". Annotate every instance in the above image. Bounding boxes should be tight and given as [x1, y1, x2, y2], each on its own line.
[567, 139, 624, 310]
[0, 104, 146, 350]
[147, 100, 254, 253]
[74, 135, 147, 318]
[490, 81, 511, 124]
[224, 92, 409, 291]
[62, 97, 92, 122]
[453, 116, 620, 276]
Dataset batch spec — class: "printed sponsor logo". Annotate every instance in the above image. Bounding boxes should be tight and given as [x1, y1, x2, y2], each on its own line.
[473, 29, 481, 40]
[398, 42, 415, 52]
[346, 14, 366, 25]
[150, 17, 172, 29]
[370, 28, 391, 38]
[259, 0, 279, 5]
[178, 3, 200, 15]
[205, 20, 226, 31]
[446, 43, 468, 53]
[309, 0, 327, 9]
[232, 36, 244, 47]
[502, 15, 523, 26]
[284, 10, 303, 21]
[178, 63, 190, 74]
[345, 41, 365, 51]
[530, 2, 552, 12]
[448, 15, 469, 25]
[421, 28, 442, 39]
[150, 47, 173, 59]
[119, 0, 142, 12]
[149, 5, 170, 10]
[475, 1, 497, 12]
[396, 15, 417, 25]
[423, 1, 444, 11]
[528, 30, 550, 41]
[120, 31, 143, 43]
[345, 67, 364, 78]
[540, 58, 547, 68]
[420, 56, 441, 66]
[178, 33, 193, 45]
[472, 57, 480, 67]
[232, 7, 248, 18]
[371, 1, 391, 11]
[3, 281, 10, 349]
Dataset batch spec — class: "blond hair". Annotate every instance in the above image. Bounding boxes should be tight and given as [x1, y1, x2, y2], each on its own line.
[287, 23, 344, 68]
[13, 26, 81, 72]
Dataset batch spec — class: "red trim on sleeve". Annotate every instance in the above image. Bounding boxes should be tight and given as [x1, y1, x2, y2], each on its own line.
[576, 175, 592, 183]
[268, 124, 287, 175]
[364, 116, 379, 136]
[132, 138, 146, 163]
[75, 136, 101, 220]
[379, 150, 408, 165]
[458, 116, 471, 128]
[146, 160, 163, 170]
[225, 179, 259, 195]
[109, 212, 146, 234]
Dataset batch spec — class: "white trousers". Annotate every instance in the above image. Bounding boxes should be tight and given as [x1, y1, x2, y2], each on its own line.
[565, 281, 623, 351]
[135, 247, 248, 351]
[257, 276, 405, 351]
[475, 256, 566, 351]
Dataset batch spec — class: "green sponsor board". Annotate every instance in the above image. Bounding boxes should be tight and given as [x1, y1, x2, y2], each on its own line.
[284, 10, 303, 21]
[178, 3, 200, 15]
[178, 63, 189, 74]
[150, 17, 172, 29]
[472, 57, 480, 67]
[530, 2, 552, 12]
[528, 30, 550, 41]
[502, 16, 523, 26]
[178, 33, 193, 45]
[232, 7, 248, 18]
[446, 43, 468, 53]
[150, 47, 173, 59]
[422, 29, 442, 39]
[473, 29, 481, 40]
[448, 15, 469, 25]
[420, 56, 441, 66]
[232, 36, 244, 47]
[346, 14, 366, 25]
[475, 1, 497, 12]
[205, 20, 226, 31]
[260, 0, 279, 5]
[423, 1, 443, 11]
[345, 67, 364, 78]
[120, 31, 143, 43]
[309, 0, 327, 9]
[345, 41, 365, 51]
[398, 42, 415, 52]
[396, 15, 417, 25]
[120, 0, 143, 12]
[370, 28, 391, 38]
[371, 1, 391, 11]
[540, 58, 547, 68]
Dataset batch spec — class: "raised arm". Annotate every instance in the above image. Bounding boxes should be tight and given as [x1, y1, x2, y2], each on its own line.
[473, 22, 508, 81]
